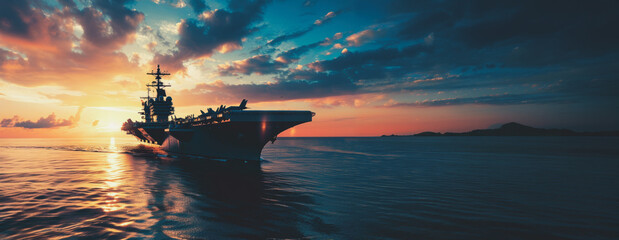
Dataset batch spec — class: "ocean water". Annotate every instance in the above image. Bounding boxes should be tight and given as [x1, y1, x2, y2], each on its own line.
[0, 137, 617, 239]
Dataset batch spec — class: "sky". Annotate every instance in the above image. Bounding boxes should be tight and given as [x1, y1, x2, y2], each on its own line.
[0, 0, 618, 137]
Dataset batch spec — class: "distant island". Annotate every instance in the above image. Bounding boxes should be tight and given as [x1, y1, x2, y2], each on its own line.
[382, 122, 619, 137]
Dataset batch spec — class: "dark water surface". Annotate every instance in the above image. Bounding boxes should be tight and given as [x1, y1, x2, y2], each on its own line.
[0, 137, 618, 239]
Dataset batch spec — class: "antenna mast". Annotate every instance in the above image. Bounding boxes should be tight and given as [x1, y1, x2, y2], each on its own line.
[146, 65, 171, 90]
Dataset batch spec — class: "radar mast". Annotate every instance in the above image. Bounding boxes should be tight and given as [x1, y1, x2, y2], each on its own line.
[147, 65, 171, 97]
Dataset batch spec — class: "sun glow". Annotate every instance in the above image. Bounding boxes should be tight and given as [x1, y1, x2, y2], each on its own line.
[98, 122, 123, 132]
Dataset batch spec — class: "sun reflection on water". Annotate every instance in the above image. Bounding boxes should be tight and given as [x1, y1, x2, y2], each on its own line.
[102, 137, 123, 212]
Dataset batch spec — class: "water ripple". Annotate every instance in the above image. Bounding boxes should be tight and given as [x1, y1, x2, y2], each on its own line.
[0, 137, 617, 239]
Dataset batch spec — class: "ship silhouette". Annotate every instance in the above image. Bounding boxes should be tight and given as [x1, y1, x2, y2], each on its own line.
[122, 65, 314, 162]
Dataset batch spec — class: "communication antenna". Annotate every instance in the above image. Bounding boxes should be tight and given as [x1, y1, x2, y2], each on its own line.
[146, 65, 171, 90]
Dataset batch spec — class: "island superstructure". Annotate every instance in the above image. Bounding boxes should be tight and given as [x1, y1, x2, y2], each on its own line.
[121, 65, 314, 162]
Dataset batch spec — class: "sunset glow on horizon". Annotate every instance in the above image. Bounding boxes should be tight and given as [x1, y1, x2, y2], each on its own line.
[1, 0, 618, 138]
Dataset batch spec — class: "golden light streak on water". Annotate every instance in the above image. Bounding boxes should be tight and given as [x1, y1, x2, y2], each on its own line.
[102, 137, 123, 212]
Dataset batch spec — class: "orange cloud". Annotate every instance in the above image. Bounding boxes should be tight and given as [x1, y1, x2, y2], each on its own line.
[305, 94, 387, 108]
[0, 1, 147, 106]
[333, 32, 343, 40]
[346, 29, 380, 46]
[0, 107, 83, 129]
[314, 11, 337, 25]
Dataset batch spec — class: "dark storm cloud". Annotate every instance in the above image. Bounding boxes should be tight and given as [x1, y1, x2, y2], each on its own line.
[188, 0, 209, 14]
[153, 0, 270, 72]
[0, 107, 83, 129]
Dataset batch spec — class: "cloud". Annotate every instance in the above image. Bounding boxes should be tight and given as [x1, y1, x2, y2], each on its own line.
[383, 93, 568, 107]
[306, 93, 386, 108]
[256, 0, 616, 109]
[217, 55, 286, 76]
[172, 0, 187, 8]
[266, 10, 340, 47]
[140, 25, 171, 48]
[183, 29, 611, 109]
[0, 1, 73, 52]
[333, 32, 343, 40]
[0, 48, 27, 69]
[346, 29, 379, 46]
[0, 0, 145, 96]
[267, 28, 313, 47]
[1, 0, 617, 114]
[1, 107, 83, 129]
[75, 0, 145, 50]
[314, 11, 337, 25]
[152, 0, 270, 72]
[391, 0, 619, 66]
[218, 39, 327, 76]
[190, 20, 617, 109]
[191, 44, 438, 104]
[145, 41, 158, 51]
[172, 69, 358, 105]
[275, 40, 328, 63]
[188, 0, 209, 14]
[307, 44, 430, 73]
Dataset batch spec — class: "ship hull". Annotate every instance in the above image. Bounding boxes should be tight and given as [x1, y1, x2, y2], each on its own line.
[162, 121, 304, 161]
[128, 110, 312, 162]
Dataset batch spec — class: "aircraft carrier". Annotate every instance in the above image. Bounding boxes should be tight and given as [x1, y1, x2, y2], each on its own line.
[121, 65, 313, 162]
